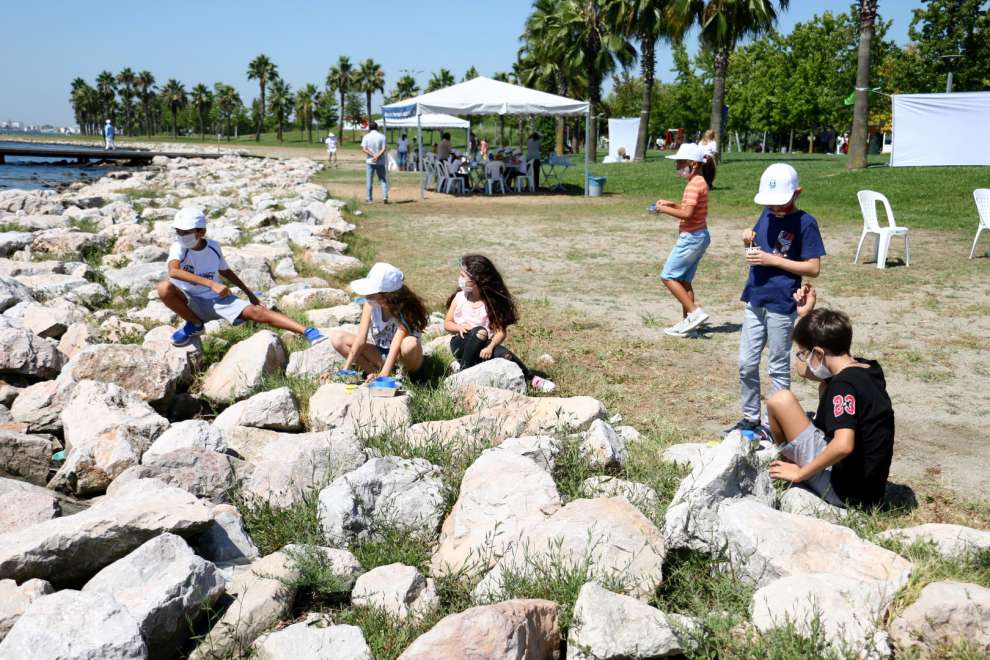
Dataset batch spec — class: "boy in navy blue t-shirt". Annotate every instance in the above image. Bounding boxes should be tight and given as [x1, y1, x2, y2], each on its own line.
[726, 163, 826, 436]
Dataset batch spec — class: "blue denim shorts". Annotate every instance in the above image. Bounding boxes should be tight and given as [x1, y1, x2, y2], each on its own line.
[661, 229, 711, 282]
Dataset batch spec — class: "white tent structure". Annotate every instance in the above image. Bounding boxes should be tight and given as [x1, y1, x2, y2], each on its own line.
[381, 76, 591, 195]
[383, 113, 469, 129]
[891, 92, 990, 167]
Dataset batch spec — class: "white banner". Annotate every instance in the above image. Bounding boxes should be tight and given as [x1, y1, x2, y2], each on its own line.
[606, 118, 640, 162]
[891, 92, 990, 167]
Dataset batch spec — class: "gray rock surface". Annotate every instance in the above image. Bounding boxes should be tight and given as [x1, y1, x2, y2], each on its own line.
[308, 382, 412, 435]
[0, 577, 53, 640]
[878, 523, 990, 561]
[143, 419, 226, 461]
[212, 386, 301, 431]
[254, 618, 372, 660]
[352, 563, 439, 621]
[0, 429, 51, 485]
[200, 330, 288, 403]
[888, 580, 990, 658]
[581, 475, 660, 512]
[445, 358, 526, 393]
[0, 489, 60, 534]
[0, 326, 64, 379]
[581, 419, 627, 468]
[64, 344, 181, 406]
[196, 504, 260, 566]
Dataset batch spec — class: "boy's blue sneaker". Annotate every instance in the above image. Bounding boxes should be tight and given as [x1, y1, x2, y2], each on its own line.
[303, 327, 328, 346]
[170, 321, 205, 347]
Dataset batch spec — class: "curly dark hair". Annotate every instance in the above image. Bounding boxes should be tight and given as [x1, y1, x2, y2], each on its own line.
[446, 254, 518, 331]
[381, 284, 428, 334]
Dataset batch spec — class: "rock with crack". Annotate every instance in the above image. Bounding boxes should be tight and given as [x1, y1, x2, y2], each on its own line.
[474, 497, 666, 603]
[0, 429, 51, 485]
[113, 449, 243, 503]
[352, 563, 439, 621]
[212, 386, 302, 432]
[581, 419, 627, 468]
[499, 435, 562, 472]
[0, 326, 64, 379]
[878, 523, 990, 561]
[308, 383, 411, 435]
[446, 358, 526, 394]
[432, 446, 561, 576]
[200, 330, 288, 404]
[254, 616, 372, 660]
[398, 599, 559, 660]
[63, 344, 182, 407]
[0, 577, 53, 640]
[567, 581, 694, 660]
[318, 456, 445, 547]
[0, 479, 212, 586]
[751, 573, 895, 658]
[82, 533, 225, 659]
[718, 498, 913, 591]
[0, 489, 60, 534]
[278, 287, 349, 309]
[888, 580, 990, 658]
[49, 380, 169, 496]
[143, 419, 226, 462]
[0, 589, 148, 659]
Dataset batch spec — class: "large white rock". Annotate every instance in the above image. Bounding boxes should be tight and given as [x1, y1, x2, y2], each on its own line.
[22, 300, 85, 339]
[83, 533, 225, 658]
[581, 476, 659, 512]
[64, 344, 181, 406]
[0, 429, 51, 485]
[196, 504, 260, 566]
[498, 435, 562, 471]
[302, 249, 362, 274]
[0, 489, 60, 534]
[308, 383, 412, 435]
[445, 358, 526, 393]
[254, 618, 372, 660]
[398, 599, 559, 660]
[779, 486, 848, 523]
[0, 578, 53, 639]
[305, 302, 361, 327]
[431, 447, 561, 576]
[878, 523, 990, 561]
[751, 573, 893, 658]
[9, 376, 76, 433]
[51, 379, 169, 496]
[142, 325, 201, 387]
[474, 498, 666, 602]
[285, 340, 344, 377]
[0, 277, 34, 312]
[103, 261, 166, 295]
[241, 428, 366, 509]
[277, 287, 349, 309]
[0, 590, 148, 659]
[57, 321, 97, 359]
[581, 419, 627, 468]
[718, 499, 913, 590]
[200, 330, 288, 403]
[13, 273, 90, 301]
[567, 582, 692, 659]
[127, 449, 243, 503]
[352, 563, 439, 621]
[0, 326, 64, 379]
[660, 442, 713, 470]
[0, 480, 213, 586]
[143, 419, 226, 461]
[318, 456, 445, 546]
[889, 580, 990, 658]
[212, 386, 301, 431]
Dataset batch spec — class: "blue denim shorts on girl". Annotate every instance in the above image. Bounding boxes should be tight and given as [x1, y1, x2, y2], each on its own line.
[660, 228, 711, 282]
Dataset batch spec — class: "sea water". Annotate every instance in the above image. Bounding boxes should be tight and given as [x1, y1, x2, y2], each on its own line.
[0, 139, 133, 191]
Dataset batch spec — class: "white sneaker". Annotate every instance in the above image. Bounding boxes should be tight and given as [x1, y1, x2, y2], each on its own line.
[681, 308, 710, 333]
[664, 318, 690, 336]
[531, 376, 556, 393]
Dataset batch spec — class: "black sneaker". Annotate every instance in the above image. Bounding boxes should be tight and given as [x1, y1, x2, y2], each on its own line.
[721, 418, 760, 438]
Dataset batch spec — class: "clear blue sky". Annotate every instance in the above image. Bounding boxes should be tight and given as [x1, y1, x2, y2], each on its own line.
[1, 0, 921, 126]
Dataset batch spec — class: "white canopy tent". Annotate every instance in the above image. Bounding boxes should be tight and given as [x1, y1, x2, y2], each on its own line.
[891, 92, 990, 167]
[383, 113, 469, 129]
[381, 76, 591, 195]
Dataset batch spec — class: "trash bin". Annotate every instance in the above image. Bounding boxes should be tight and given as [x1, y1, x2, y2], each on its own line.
[587, 175, 607, 197]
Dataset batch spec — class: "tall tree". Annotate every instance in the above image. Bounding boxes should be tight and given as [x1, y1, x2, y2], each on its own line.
[462, 65, 480, 81]
[160, 79, 187, 138]
[190, 83, 213, 140]
[315, 89, 340, 133]
[295, 84, 318, 142]
[69, 78, 93, 134]
[848, 0, 879, 169]
[326, 56, 355, 142]
[426, 68, 456, 92]
[136, 70, 156, 135]
[344, 92, 364, 132]
[116, 68, 137, 136]
[268, 77, 292, 143]
[357, 59, 385, 125]
[95, 70, 117, 123]
[386, 74, 419, 103]
[907, 0, 990, 92]
[247, 54, 277, 141]
[214, 83, 241, 140]
[691, 0, 789, 162]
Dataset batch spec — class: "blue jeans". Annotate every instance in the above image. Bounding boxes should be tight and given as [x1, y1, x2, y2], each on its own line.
[738, 302, 796, 422]
[661, 229, 711, 282]
[366, 162, 388, 201]
[397, 151, 408, 168]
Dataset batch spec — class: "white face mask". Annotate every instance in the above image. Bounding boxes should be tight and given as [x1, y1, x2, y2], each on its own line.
[677, 165, 693, 178]
[808, 349, 832, 380]
[177, 234, 199, 248]
[457, 277, 468, 290]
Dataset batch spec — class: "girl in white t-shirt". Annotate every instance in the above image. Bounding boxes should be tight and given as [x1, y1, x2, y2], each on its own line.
[444, 255, 555, 392]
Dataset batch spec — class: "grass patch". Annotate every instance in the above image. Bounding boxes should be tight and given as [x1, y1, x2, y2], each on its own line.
[0, 222, 33, 233]
[233, 489, 323, 557]
[198, 322, 262, 370]
[406, 381, 466, 426]
[350, 522, 434, 573]
[68, 217, 102, 234]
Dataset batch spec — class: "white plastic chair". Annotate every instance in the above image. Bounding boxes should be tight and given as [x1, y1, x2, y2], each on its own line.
[855, 190, 911, 269]
[484, 161, 505, 195]
[970, 189, 990, 259]
[515, 159, 536, 192]
[438, 159, 464, 195]
[422, 154, 438, 190]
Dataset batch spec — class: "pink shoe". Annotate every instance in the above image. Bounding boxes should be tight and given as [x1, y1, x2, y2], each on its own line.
[531, 376, 556, 393]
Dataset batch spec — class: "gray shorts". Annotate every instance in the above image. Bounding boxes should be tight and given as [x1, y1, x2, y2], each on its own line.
[182, 292, 251, 325]
[780, 423, 845, 507]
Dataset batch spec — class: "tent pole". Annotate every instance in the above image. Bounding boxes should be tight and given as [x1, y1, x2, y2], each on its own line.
[417, 113, 425, 200]
[584, 109, 590, 196]
[382, 114, 389, 196]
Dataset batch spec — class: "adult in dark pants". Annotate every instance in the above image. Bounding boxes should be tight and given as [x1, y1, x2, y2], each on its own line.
[526, 131, 542, 191]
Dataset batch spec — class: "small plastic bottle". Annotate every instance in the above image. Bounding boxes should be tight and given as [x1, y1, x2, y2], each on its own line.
[740, 429, 758, 450]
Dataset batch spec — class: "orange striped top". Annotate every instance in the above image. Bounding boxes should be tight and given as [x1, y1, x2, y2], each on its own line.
[679, 174, 709, 232]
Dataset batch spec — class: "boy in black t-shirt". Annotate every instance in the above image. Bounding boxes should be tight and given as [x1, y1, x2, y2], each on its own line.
[765, 285, 895, 508]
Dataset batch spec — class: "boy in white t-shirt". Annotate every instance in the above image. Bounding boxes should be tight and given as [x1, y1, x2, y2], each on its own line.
[324, 132, 338, 168]
[157, 208, 328, 347]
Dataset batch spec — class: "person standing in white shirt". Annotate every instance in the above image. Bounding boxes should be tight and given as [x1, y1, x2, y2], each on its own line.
[324, 131, 338, 168]
[104, 119, 116, 150]
[361, 122, 389, 203]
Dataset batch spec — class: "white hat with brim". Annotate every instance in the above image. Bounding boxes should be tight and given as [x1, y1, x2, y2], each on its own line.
[753, 162, 800, 206]
[350, 262, 404, 296]
[172, 207, 207, 230]
[665, 143, 705, 163]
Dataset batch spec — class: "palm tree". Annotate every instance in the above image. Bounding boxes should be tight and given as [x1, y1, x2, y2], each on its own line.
[462, 66, 480, 81]
[247, 54, 278, 141]
[69, 78, 91, 134]
[326, 56, 355, 142]
[136, 70, 156, 135]
[357, 59, 385, 127]
[615, 0, 692, 160]
[116, 68, 137, 136]
[191, 83, 213, 140]
[95, 70, 117, 124]
[214, 83, 242, 140]
[691, 0, 790, 162]
[553, 0, 636, 162]
[426, 68, 456, 92]
[268, 77, 292, 143]
[295, 83, 318, 142]
[160, 79, 187, 137]
[387, 75, 419, 103]
[848, 0, 879, 170]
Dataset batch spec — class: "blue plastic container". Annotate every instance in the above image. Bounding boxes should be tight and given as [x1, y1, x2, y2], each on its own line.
[587, 175, 607, 197]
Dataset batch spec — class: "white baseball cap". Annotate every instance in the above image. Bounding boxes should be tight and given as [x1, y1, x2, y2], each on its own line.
[172, 207, 207, 230]
[105, 119, 111, 124]
[350, 262, 404, 296]
[754, 163, 800, 206]
[666, 143, 705, 163]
